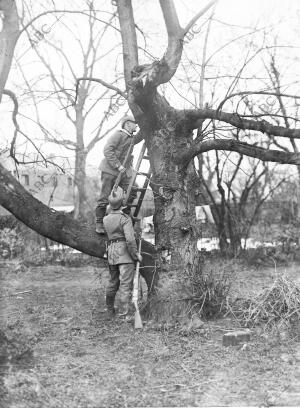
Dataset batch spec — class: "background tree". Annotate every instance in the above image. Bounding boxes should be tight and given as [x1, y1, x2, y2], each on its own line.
[11, 1, 129, 221]
[204, 151, 286, 256]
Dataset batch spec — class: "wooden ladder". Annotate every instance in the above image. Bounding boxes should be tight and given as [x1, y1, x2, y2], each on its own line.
[124, 143, 151, 218]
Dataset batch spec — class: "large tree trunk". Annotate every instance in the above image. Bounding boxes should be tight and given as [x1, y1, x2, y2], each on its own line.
[74, 149, 88, 221]
[210, 203, 230, 256]
[217, 224, 230, 256]
[73, 98, 89, 221]
[227, 214, 242, 256]
[137, 93, 201, 319]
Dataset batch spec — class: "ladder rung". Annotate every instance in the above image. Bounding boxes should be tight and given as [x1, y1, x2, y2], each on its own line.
[123, 142, 152, 217]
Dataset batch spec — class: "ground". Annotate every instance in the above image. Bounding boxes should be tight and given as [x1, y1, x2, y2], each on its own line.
[1, 259, 300, 407]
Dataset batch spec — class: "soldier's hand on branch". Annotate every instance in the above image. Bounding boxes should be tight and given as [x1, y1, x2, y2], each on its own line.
[118, 165, 126, 173]
[136, 253, 143, 263]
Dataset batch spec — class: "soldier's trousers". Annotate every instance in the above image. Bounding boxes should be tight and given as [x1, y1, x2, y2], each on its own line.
[106, 263, 135, 305]
[96, 172, 137, 221]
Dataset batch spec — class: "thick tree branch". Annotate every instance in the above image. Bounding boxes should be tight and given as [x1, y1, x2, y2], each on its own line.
[159, 0, 181, 36]
[0, 0, 19, 101]
[153, 0, 217, 85]
[117, 0, 138, 88]
[154, 0, 183, 85]
[0, 161, 106, 257]
[128, 0, 217, 90]
[0, 162, 155, 278]
[182, 0, 218, 35]
[185, 108, 300, 139]
[123, 1, 183, 91]
[174, 138, 300, 166]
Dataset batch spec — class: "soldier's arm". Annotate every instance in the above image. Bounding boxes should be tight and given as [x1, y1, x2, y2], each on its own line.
[103, 132, 123, 169]
[121, 215, 139, 261]
[133, 130, 144, 145]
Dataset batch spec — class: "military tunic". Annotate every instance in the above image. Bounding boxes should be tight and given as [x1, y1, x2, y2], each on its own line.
[103, 210, 139, 264]
[99, 129, 135, 176]
[96, 129, 142, 214]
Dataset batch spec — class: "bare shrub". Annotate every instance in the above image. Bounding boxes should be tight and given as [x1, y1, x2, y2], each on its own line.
[0, 228, 24, 259]
[229, 275, 300, 338]
[186, 259, 237, 318]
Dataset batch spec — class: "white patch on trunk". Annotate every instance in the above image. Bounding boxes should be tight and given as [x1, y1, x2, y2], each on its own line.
[161, 250, 171, 264]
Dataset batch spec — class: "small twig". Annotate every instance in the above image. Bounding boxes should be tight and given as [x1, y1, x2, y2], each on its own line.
[10, 290, 32, 296]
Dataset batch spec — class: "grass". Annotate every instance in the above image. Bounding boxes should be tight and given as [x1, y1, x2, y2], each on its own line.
[1, 259, 300, 407]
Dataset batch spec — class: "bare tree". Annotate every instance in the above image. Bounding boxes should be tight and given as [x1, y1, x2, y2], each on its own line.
[1, 1, 300, 314]
[17, 2, 125, 221]
[203, 148, 286, 256]
[262, 51, 300, 217]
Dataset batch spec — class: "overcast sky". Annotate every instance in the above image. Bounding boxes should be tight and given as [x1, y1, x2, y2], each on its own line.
[1, 0, 300, 175]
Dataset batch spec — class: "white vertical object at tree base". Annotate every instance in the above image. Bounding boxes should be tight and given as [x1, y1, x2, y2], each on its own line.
[132, 239, 143, 329]
[195, 205, 214, 223]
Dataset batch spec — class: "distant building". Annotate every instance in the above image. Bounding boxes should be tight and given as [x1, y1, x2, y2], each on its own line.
[0, 157, 74, 217]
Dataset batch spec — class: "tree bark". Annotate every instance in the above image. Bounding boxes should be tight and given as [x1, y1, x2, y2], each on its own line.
[131, 91, 202, 318]
[0, 0, 19, 101]
[117, 0, 138, 87]
[74, 148, 88, 221]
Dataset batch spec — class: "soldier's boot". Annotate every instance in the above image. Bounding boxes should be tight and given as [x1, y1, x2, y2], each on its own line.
[105, 295, 116, 319]
[118, 302, 135, 322]
[122, 187, 136, 217]
[117, 304, 128, 317]
[125, 302, 136, 323]
[95, 206, 106, 234]
[117, 300, 131, 317]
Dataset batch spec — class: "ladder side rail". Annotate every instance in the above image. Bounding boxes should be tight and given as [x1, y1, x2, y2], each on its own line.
[133, 165, 151, 218]
[124, 143, 147, 204]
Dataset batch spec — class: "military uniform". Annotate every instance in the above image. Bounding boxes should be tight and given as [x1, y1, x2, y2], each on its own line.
[100, 129, 135, 177]
[95, 128, 142, 231]
[103, 209, 140, 313]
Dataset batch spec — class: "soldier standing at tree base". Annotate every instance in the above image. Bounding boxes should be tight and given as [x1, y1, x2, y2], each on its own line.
[103, 186, 143, 319]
